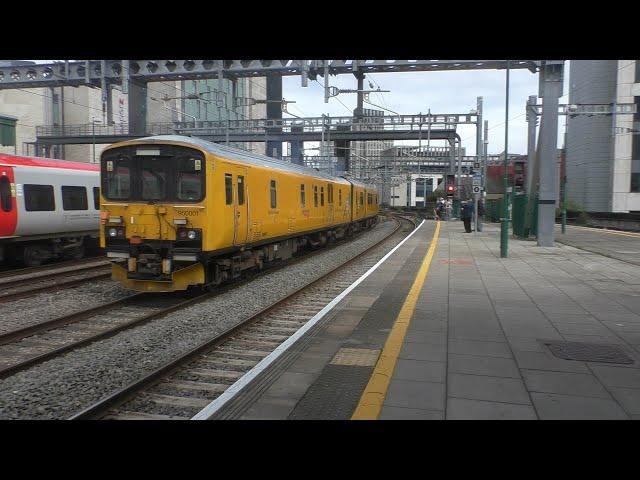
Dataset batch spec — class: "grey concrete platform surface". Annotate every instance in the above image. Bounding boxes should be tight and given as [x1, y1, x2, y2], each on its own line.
[213, 220, 640, 420]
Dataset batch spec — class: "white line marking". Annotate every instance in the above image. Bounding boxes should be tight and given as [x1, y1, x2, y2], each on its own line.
[191, 219, 427, 420]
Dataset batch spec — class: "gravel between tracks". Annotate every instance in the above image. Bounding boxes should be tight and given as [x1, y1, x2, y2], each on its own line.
[0, 218, 400, 419]
[0, 279, 133, 335]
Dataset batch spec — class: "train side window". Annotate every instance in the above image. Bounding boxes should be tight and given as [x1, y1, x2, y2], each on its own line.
[328, 184, 333, 204]
[0, 177, 11, 212]
[62, 186, 88, 211]
[270, 180, 277, 208]
[237, 176, 245, 205]
[320, 186, 324, 206]
[360, 192, 364, 206]
[300, 184, 306, 207]
[314, 185, 318, 207]
[338, 189, 342, 206]
[225, 174, 233, 205]
[93, 187, 100, 210]
[24, 184, 55, 212]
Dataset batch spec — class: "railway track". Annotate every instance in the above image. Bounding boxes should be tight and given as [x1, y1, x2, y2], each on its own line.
[69, 214, 416, 420]
[0, 260, 111, 303]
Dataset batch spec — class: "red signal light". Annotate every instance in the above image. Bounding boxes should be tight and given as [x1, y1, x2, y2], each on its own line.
[447, 185, 454, 192]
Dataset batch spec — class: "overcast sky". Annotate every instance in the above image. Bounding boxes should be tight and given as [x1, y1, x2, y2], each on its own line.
[30, 60, 570, 155]
[283, 67, 570, 156]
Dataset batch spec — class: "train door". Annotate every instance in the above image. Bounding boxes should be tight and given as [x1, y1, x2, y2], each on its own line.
[0, 166, 17, 237]
[229, 166, 248, 246]
[327, 183, 334, 223]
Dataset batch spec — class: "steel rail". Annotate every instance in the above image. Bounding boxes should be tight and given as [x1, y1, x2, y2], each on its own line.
[68, 215, 414, 420]
[0, 256, 107, 279]
[0, 268, 112, 304]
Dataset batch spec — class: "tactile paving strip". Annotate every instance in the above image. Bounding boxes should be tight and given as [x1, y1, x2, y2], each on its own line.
[544, 341, 635, 364]
[330, 348, 380, 367]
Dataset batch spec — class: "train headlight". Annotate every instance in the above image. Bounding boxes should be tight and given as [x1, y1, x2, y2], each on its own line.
[106, 227, 125, 239]
[176, 228, 201, 241]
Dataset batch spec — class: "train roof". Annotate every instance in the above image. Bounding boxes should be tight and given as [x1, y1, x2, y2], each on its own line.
[105, 135, 378, 189]
[0, 153, 99, 172]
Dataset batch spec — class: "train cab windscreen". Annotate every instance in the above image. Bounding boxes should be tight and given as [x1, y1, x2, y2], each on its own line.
[102, 147, 204, 203]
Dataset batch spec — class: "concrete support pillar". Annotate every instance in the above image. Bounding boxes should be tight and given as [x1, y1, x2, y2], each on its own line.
[266, 75, 282, 159]
[524, 95, 539, 235]
[290, 125, 304, 165]
[335, 124, 351, 174]
[128, 78, 147, 136]
[536, 61, 564, 247]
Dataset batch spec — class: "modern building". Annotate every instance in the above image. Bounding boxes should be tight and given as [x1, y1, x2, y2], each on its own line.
[565, 60, 640, 212]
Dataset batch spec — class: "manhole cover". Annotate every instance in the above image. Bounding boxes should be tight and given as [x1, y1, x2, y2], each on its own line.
[544, 341, 634, 364]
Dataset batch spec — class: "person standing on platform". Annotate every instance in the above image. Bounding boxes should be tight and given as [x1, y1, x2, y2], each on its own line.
[435, 197, 445, 221]
[461, 200, 474, 233]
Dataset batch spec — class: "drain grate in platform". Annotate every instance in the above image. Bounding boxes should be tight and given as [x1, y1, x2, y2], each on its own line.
[544, 341, 634, 364]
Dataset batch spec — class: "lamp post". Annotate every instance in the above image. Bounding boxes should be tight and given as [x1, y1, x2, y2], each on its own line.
[500, 61, 510, 258]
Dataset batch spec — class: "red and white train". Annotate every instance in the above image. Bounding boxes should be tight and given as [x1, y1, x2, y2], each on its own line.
[0, 153, 100, 266]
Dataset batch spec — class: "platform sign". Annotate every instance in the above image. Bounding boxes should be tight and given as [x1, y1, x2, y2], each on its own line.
[473, 186, 481, 194]
[472, 173, 482, 186]
[473, 162, 480, 169]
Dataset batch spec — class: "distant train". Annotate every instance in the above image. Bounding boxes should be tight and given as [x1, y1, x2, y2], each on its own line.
[100, 135, 380, 292]
[0, 154, 100, 266]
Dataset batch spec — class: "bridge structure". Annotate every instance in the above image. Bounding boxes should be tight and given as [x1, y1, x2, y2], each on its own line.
[0, 59, 565, 247]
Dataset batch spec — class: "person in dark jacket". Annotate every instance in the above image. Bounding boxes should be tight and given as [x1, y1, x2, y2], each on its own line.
[461, 200, 474, 233]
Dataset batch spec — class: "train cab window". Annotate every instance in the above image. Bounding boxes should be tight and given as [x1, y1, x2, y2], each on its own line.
[225, 174, 233, 205]
[93, 187, 100, 210]
[300, 184, 306, 207]
[237, 176, 245, 205]
[176, 156, 203, 202]
[270, 180, 277, 208]
[103, 155, 131, 200]
[314, 185, 318, 207]
[338, 189, 342, 206]
[320, 187, 324, 206]
[62, 186, 88, 211]
[24, 184, 55, 211]
[0, 177, 11, 212]
[140, 158, 167, 201]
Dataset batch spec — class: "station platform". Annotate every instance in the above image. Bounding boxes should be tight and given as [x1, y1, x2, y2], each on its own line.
[207, 219, 640, 420]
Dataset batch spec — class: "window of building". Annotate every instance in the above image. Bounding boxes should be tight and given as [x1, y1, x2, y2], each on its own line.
[270, 180, 277, 208]
[632, 160, 640, 193]
[300, 184, 306, 207]
[62, 186, 88, 211]
[24, 184, 55, 211]
[314, 185, 318, 207]
[0, 177, 11, 212]
[320, 186, 324, 206]
[237, 176, 245, 205]
[225, 174, 233, 205]
[93, 187, 100, 210]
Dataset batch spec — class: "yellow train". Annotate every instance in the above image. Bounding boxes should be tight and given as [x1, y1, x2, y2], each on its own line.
[99, 135, 380, 292]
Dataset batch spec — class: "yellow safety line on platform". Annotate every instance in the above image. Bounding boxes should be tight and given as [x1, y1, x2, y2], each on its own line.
[565, 224, 640, 238]
[351, 220, 441, 420]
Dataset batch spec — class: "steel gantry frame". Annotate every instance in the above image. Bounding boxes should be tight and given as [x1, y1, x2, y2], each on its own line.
[2, 59, 567, 247]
